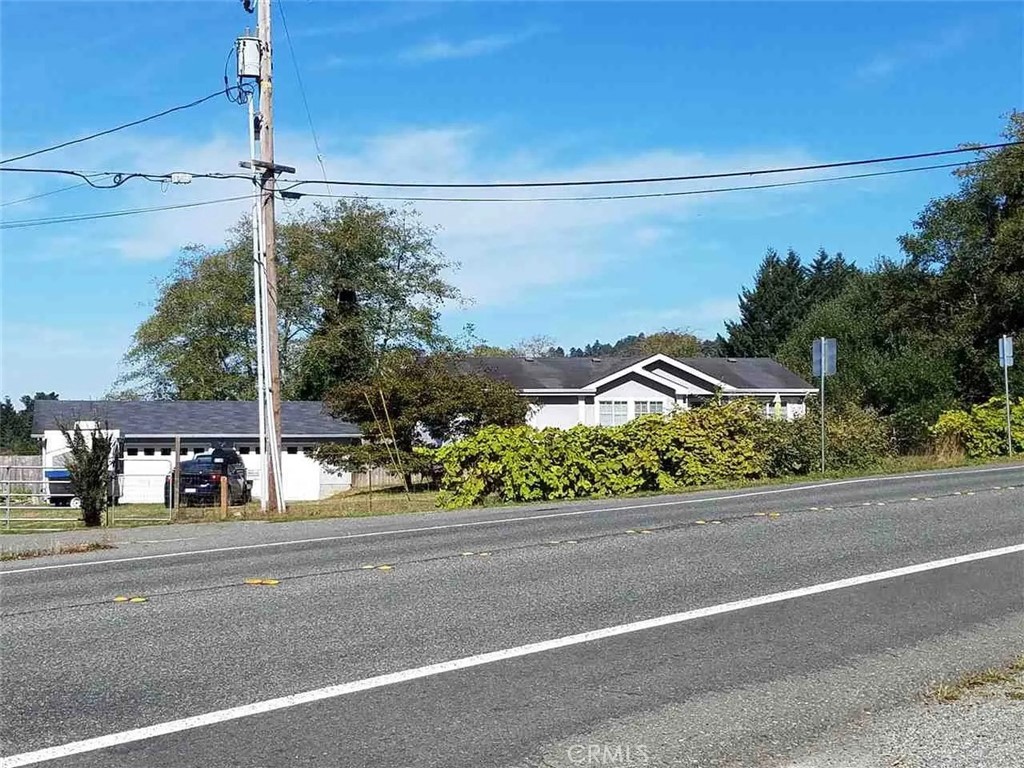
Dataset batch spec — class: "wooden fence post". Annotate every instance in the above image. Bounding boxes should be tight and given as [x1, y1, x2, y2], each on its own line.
[172, 435, 181, 521]
[220, 476, 228, 520]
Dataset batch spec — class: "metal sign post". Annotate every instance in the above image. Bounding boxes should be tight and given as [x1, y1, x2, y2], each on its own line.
[812, 337, 838, 473]
[999, 335, 1014, 456]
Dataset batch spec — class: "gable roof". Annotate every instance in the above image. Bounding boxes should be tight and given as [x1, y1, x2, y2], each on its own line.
[461, 356, 647, 390]
[462, 356, 812, 392]
[670, 357, 813, 390]
[31, 400, 360, 438]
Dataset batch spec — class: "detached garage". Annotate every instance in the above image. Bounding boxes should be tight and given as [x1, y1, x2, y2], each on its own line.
[31, 400, 361, 504]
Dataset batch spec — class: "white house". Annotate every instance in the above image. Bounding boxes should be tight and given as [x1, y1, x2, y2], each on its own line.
[463, 354, 816, 429]
[32, 400, 360, 505]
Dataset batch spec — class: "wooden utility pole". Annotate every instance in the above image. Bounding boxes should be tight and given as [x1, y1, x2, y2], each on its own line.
[257, 0, 284, 512]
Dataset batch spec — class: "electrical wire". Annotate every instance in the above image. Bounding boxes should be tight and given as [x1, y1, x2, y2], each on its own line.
[0, 166, 248, 188]
[277, 140, 1020, 191]
[277, 0, 334, 196]
[2, 140, 1006, 196]
[279, 160, 980, 203]
[0, 87, 248, 165]
[0, 181, 89, 208]
[223, 46, 256, 105]
[0, 159, 977, 230]
[0, 195, 252, 230]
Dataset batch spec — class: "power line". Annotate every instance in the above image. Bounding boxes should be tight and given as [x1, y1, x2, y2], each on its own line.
[283, 160, 979, 203]
[2, 140, 1006, 196]
[276, 0, 334, 196]
[0, 166, 248, 188]
[278, 140, 1019, 191]
[0, 159, 975, 230]
[0, 181, 89, 208]
[0, 88, 245, 166]
[0, 195, 252, 230]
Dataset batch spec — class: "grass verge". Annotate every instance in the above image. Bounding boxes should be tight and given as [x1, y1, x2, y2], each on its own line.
[0, 541, 116, 561]
[926, 655, 1024, 703]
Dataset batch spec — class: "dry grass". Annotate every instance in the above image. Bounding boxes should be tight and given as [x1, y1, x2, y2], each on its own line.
[926, 655, 1024, 703]
[269, 487, 440, 522]
[0, 541, 115, 561]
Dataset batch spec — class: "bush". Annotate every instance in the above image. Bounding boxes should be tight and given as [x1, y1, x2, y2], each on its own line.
[57, 422, 113, 527]
[761, 403, 894, 475]
[931, 397, 1023, 458]
[435, 400, 892, 507]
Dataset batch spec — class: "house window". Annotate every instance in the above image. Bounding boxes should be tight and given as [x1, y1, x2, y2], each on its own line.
[126, 448, 138, 457]
[160, 448, 171, 456]
[143, 448, 154, 456]
[239, 446, 250, 455]
[287, 446, 298, 455]
[635, 401, 665, 416]
[598, 400, 629, 426]
[302, 446, 313, 453]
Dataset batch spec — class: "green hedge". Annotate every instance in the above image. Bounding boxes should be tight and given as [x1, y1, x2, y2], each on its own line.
[435, 400, 892, 508]
[931, 397, 1023, 458]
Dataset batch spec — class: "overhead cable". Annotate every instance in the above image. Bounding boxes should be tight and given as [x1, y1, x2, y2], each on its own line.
[0, 182, 89, 208]
[280, 160, 980, 203]
[0, 166, 246, 188]
[0, 160, 976, 230]
[0, 195, 252, 230]
[277, 0, 335, 196]
[277, 141, 1018, 191]
[0, 87, 246, 165]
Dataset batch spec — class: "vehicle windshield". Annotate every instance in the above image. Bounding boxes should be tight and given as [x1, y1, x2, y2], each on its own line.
[188, 455, 226, 466]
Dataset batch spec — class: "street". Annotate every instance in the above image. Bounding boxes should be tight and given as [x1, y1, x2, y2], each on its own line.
[2, 465, 1023, 768]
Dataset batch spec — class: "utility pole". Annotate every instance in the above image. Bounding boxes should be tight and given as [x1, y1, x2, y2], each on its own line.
[257, 0, 284, 513]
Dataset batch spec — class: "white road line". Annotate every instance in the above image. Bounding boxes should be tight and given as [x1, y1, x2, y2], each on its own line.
[2, 542, 1022, 768]
[2, 464, 1021, 576]
[134, 538, 197, 544]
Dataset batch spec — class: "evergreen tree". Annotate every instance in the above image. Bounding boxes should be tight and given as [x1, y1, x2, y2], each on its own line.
[723, 249, 807, 357]
[805, 249, 859, 310]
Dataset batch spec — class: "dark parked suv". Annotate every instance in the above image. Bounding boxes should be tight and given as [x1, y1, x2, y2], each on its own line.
[164, 448, 251, 507]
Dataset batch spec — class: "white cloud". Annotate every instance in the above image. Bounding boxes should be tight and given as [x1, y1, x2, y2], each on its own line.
[854, 23, 975, 83]
[12, 125, 825, 311]
[401, 30, 542, 63]
[293, 5, 439, 38]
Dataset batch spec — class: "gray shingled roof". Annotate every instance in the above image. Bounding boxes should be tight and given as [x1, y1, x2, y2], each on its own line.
[460, 357, 647, 389]
[31, 401, 360, 438]
[461, 356, 812, 391]
[675, 357, 812, 389]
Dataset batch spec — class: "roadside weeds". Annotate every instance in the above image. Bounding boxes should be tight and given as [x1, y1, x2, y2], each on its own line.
[925, 655, 1024, 704]
[0, 540, 116, 561]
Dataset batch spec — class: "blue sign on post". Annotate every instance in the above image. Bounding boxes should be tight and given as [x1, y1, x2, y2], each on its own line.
[999, 335, 1014, 368]
[812, 337, 837, 377]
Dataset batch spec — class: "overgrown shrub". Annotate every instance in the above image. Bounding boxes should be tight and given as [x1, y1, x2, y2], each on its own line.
[435, 400, 891, 507]
[931, 397, 1023, 458]
[761, 403, 894, 475]
[57, 422, 113, 527]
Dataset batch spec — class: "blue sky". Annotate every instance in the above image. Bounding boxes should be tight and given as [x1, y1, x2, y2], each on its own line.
[1, 0, 1021, 400]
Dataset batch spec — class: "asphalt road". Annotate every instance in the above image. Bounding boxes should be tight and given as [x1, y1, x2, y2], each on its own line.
[1, 465, 1022, 768]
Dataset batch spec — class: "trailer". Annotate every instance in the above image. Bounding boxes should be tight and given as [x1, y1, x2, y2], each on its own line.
[41, 421, 122, 507]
